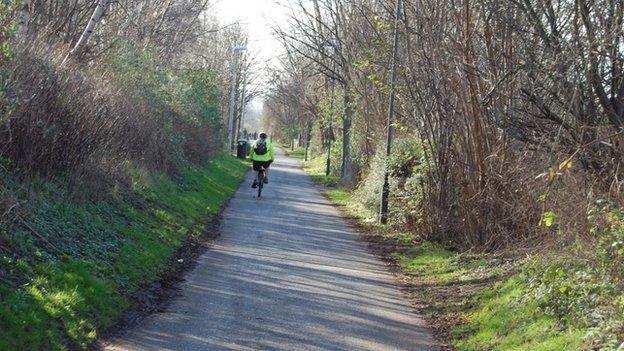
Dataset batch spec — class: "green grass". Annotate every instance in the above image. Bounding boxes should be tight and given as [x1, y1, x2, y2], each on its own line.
[302, 155, 340, 187]
[284, 148, 305, 159]
[389, 237, 604, 350]
[325, 188, 375, 220]
[454, 275, 585, 351]
[0, 154, 248, 350]
[115, 155, 247, 291]
[394, 242, 461, 284]
[275, 143, 305, 158]
[304, 171, 592, 351]
[326, 189, 350, 204]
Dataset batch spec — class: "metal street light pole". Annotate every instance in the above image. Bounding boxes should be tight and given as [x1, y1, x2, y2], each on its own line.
[380, 0, 402, 224]
[237, 68, 250, 141]
[326, 58, 336, 176]
[227, 45, 247, 153]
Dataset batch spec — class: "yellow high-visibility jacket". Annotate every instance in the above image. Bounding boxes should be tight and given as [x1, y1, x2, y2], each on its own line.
[249, 138, 274, 162]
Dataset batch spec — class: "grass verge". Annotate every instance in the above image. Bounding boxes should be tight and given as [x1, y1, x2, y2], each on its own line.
[280, 144, 306, 159]
[304, 160, 605, 350]
[0, 154, 248, 350]
[301, 154, 339, 187]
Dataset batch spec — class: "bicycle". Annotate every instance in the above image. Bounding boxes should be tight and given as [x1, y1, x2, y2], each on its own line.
[256, 167, 265, 198]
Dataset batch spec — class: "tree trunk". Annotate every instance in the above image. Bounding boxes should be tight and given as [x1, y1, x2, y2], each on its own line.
[62, 0, 110, 65]
[16, 0, 31, 41]
[304, 121, 312, 161]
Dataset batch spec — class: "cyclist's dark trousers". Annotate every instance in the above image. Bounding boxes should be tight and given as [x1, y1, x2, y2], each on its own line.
[253, 160, 272, 171]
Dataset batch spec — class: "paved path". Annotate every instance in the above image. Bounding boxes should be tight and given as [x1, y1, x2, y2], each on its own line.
[107, 150, 436, 351]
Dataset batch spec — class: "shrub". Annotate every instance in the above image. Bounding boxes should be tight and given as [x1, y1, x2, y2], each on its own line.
[597, 209, 624, 280]
[353, 138, 427, 226]
[0, 1, 17, 66]
[0, 40, 223, 184]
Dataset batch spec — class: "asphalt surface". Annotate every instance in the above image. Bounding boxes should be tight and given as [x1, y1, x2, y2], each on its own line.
[107, 149, 436, 351]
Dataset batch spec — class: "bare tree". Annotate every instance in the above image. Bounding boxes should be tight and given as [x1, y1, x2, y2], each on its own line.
[269, 0, 624, 248]
[61, 0, 110, 65]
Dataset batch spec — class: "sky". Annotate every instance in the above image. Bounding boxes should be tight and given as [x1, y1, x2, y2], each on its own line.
[212, 0, 290, 102]
[210, 0, 295, 131]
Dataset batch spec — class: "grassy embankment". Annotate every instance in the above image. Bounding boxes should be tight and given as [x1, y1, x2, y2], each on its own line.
[279, 143, 306, 160]
[0, 155, 248, 351]
[302, 155, 622, 350]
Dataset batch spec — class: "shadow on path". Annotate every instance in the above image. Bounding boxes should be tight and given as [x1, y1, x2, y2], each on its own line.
[107, 149, 437, 351]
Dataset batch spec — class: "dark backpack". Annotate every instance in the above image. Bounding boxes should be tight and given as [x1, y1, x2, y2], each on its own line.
[255, 140, 268, 155]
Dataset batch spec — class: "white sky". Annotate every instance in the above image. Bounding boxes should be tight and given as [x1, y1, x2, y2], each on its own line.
[212, 0, 290, 109]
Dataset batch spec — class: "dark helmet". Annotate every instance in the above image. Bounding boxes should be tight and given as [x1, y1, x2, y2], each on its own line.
[259, 132, 267, 139]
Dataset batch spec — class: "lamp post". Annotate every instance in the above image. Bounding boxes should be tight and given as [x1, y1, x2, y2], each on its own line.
[380, 0, 402, 224]
[320, 39, 339, 177]
[227, 45, 247, 153]
[237, 69, 252, 141]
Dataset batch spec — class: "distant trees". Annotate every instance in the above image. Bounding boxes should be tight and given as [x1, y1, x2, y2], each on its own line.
[271, 0, 359, 181]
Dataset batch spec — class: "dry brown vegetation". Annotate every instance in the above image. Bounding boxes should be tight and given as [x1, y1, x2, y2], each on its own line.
[0, 0, 250, 186]
[267, 3, 624, 346]
[267, 0, 624, 251]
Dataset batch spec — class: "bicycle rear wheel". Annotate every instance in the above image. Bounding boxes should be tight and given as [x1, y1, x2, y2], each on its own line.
[257, 171, 264, 198]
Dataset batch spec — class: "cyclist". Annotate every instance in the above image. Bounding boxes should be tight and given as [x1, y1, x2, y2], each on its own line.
[249, 132, 274, 188]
